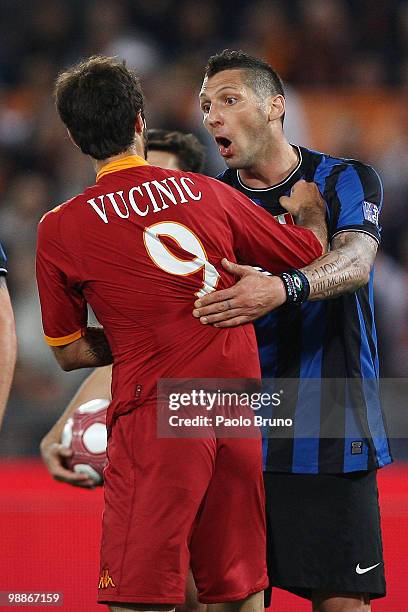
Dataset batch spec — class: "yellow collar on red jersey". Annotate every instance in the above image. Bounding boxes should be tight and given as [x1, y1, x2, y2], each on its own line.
[96, 155, 149, 182]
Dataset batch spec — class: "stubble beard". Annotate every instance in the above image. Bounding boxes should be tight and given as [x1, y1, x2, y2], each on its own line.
[224, 145, 257, 171]
[229, 149, 259, 172]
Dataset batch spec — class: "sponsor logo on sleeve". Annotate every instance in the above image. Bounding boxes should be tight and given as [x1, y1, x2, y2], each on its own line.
[363, 201, 379, 226]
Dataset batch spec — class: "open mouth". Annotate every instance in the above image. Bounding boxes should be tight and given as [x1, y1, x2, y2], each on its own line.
[215, 137, 233, 157]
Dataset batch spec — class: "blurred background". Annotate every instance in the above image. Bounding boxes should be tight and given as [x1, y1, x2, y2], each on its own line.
[1, 0, 408, 456]
[0, 1, 407, 609]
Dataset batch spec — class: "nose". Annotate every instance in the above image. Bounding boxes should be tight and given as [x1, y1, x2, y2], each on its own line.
[206, 106, 223, 129]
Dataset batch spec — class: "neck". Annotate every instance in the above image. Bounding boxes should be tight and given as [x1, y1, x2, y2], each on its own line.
[239, 136, 299, 189]
[93, 143, 145, 175]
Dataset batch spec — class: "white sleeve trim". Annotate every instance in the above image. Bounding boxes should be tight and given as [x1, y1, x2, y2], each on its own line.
[331, 228, 380, 244]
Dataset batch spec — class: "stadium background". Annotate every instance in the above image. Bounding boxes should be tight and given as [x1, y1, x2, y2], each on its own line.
[0, 0, 407, 610]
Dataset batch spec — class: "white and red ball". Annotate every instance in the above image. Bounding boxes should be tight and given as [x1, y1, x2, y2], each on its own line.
[61, 398, 110, 485]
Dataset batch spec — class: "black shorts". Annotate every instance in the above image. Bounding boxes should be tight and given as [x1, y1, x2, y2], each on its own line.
[264, 470, 386, 605]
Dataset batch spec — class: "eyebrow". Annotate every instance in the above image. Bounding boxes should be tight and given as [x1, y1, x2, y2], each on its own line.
[199, 85, 240, 99]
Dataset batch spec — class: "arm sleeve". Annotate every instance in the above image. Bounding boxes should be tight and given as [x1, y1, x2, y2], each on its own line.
[330, 163, 383, 243]
[0, 242, 7, 275]
[36, 213, 87, 346]
[222, 186, 323, 274]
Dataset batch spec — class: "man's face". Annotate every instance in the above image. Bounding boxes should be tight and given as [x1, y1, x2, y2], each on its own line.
[147, 149, 180, 170]
[199, 69, 270, 169]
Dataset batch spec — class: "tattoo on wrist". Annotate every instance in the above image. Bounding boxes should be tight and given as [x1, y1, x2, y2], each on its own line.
[309, 268, 365, 297]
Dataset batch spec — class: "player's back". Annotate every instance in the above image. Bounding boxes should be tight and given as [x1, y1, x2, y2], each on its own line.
[40, 159, 261, 418]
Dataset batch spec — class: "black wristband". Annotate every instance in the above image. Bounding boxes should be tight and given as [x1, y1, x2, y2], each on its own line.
[279, 269, 310, 305]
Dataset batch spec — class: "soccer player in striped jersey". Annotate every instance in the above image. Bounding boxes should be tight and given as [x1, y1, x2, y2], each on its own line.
[0, 242, 17, 431]
[196, 50, 389, 612]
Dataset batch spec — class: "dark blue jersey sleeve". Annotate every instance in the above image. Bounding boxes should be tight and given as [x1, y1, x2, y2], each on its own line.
[331, 163, 383, 243]
[0, 242, 7, 275]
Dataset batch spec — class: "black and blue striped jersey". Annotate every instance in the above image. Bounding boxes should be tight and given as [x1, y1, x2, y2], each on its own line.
[218, 145, 392, 474]
[0, 242, 7, 275]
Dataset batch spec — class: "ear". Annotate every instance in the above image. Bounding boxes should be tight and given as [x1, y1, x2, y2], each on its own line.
[267, 94, 285, 123]
[135, 112, 146, 134]
[67, 129, 80, 149]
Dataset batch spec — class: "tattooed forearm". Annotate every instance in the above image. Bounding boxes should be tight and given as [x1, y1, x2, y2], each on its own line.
[301, 232, 378, 300]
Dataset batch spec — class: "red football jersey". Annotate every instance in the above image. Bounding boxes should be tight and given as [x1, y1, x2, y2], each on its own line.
[36, 156, 322, 423]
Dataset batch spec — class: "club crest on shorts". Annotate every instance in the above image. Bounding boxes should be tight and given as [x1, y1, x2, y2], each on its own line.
[351, 441, 363, 455]
[98, 568, 116, 589]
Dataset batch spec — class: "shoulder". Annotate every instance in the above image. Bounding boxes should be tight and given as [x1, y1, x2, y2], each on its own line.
[182, 170, 236, 194]
[38, 181, 102, 228]
[306, 148, 382, 203]
[204, 173, 253, 205]
[332, 154, 381, 183]
[333, 159, 382, 203]
[216, 168, 238, 187]
[343, 159, 382, 194]
[316, 149, 381, 188]
[37, 193, 86, 249]
[39, 194, 81, 226]
[302, 146, 379, 177]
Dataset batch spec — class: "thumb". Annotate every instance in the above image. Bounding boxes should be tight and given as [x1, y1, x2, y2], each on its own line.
[279, 195, 290, 208]
[291, 178, 306, 192]
[221, 258, 249, 277]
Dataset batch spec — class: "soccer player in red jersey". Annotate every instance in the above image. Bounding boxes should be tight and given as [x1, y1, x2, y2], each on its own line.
[40, 129, 206, 612]
[36, 56, 325, 612]
[39, 130, 206, 489]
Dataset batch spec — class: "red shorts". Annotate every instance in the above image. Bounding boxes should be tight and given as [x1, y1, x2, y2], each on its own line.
[98, 403, 267, 605]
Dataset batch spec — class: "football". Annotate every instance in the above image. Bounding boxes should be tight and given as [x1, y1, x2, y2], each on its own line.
[61, 398, 110, 485]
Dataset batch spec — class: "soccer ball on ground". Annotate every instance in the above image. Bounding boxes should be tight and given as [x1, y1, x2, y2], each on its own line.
[61, 398, 109, 485]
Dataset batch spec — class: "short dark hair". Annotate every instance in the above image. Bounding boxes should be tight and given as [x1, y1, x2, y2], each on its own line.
[147, 129, 205, 173]
[205, 49, 285, 123]
[55, 56, 144, 160]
